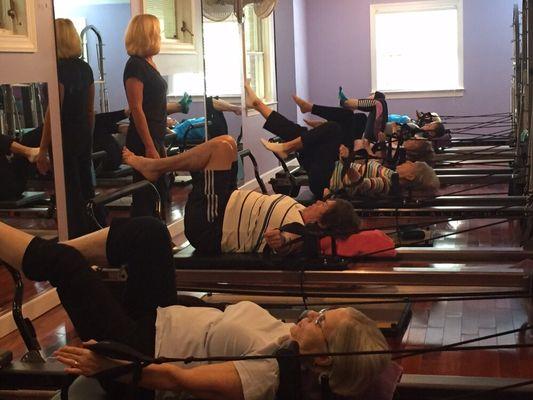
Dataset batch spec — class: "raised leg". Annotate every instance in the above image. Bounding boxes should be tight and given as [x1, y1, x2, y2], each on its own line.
[0, 222, 34, 270]
[1, 134, 39, 162]
[292, 95, 313, 114]
[1, 217, 175, 342]
[123, 135, 237, 182]
[260, 137, 303, 160]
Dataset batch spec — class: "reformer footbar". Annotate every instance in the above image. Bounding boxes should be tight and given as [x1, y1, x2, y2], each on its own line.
[0, 261, 73, 393]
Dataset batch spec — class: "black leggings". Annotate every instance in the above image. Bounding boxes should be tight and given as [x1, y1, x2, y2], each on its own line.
[0, 135, 28, 201]
[311, 105, 367, 146]
[22, 217, 177, 399]
[263, 111, 343, 199]
[94, 110, 127, 172]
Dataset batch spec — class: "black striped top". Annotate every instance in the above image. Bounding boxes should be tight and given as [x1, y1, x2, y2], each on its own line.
[221, 190, 305, 253]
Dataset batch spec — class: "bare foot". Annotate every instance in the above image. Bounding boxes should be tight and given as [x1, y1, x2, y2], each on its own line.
[26, 147, 40, 163]
[122, 147, 160, 182]
[304, 118, 325, 128]
[245, 80, 261, 109]
[213, 98, 242, 115]
[260, 138, 290, 160]
[292, 95, 313, 113]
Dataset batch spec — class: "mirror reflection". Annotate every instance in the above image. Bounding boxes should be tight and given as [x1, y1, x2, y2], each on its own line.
[201, 1, 277, 185]
[52, 0, 208, 234]
[0, 81, 56, 315]
[0, 82, 56, 232]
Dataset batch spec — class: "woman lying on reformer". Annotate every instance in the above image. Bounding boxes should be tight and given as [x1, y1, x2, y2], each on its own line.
[292, 93, 439, 166]
[0, 217, 395, 400]
[244, 83, 440, 200]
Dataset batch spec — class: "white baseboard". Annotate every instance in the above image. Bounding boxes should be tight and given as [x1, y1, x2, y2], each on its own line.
[0, 288, 59, 339]
[168, 160, 298, 237]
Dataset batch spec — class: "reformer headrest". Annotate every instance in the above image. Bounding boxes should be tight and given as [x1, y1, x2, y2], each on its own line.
[319, 230, 397, 259]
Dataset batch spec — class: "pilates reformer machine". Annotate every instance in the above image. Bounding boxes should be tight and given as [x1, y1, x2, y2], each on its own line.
[2, 218, 533, 398]
[1, 173, 533, 398]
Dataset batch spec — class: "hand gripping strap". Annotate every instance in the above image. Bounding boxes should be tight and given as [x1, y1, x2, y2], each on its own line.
[85, 341, 154, 385]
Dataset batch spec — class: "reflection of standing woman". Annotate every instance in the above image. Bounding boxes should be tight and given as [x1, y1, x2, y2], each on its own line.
[123, 14, 170, 218]
[37, 19, 95, 238]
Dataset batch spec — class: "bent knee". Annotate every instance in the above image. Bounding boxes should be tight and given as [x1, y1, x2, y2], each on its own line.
[213, 135, 237, 157]
[130, 217, 170, 242]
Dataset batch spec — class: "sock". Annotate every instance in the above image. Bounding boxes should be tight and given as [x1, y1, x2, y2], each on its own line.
[338, 86, 348, 107]
[179, 92, 192, 114]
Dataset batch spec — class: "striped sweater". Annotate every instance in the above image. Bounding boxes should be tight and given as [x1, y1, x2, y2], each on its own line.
[329, 159, 394, 198]
[221, 190, 305, 253]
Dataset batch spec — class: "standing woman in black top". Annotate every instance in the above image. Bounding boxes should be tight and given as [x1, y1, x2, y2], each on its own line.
[123, 14, 184, 218]
[37, 18, 95, 238]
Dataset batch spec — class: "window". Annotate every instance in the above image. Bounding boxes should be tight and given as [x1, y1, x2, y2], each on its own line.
[244, 5, 276, 104]
[371, 0, 463, 97]
[144, 0, 195, 53]
[202, 8, 277, 104]
[203, 16, 243, 97]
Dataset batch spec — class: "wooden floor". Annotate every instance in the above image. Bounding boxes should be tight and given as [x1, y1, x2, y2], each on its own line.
[1, 179, 532, 387]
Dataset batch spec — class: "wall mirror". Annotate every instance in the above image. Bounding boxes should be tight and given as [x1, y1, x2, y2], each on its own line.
[202, 0, 244, 141]
[0, 80, 56, 316]
[201, 0, 278, 184]
[52, 0, 208, 233]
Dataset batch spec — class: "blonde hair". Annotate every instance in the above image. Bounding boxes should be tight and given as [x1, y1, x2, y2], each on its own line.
[55, 19, 82, 59]
[125, 14, 161, 57]
[327, 308, 390, 397]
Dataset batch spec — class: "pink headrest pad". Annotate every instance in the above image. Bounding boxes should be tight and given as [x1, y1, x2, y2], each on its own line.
[320, 230, 397, 258]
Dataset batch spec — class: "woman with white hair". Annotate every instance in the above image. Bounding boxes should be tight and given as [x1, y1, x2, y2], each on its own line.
[328, 142, 440, 199]
[0, 217, 391, 400]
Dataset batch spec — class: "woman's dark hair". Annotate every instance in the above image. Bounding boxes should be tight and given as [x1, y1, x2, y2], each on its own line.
[319, 198, 360, 238]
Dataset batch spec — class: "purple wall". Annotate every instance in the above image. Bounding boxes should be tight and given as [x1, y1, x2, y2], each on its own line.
[275, 0, 298, 123]
[299, 0, 514, 117]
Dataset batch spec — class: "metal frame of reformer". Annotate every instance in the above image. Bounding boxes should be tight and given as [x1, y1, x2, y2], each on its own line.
[87, 243, 533, 298]
[0, 191, 54, 219]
